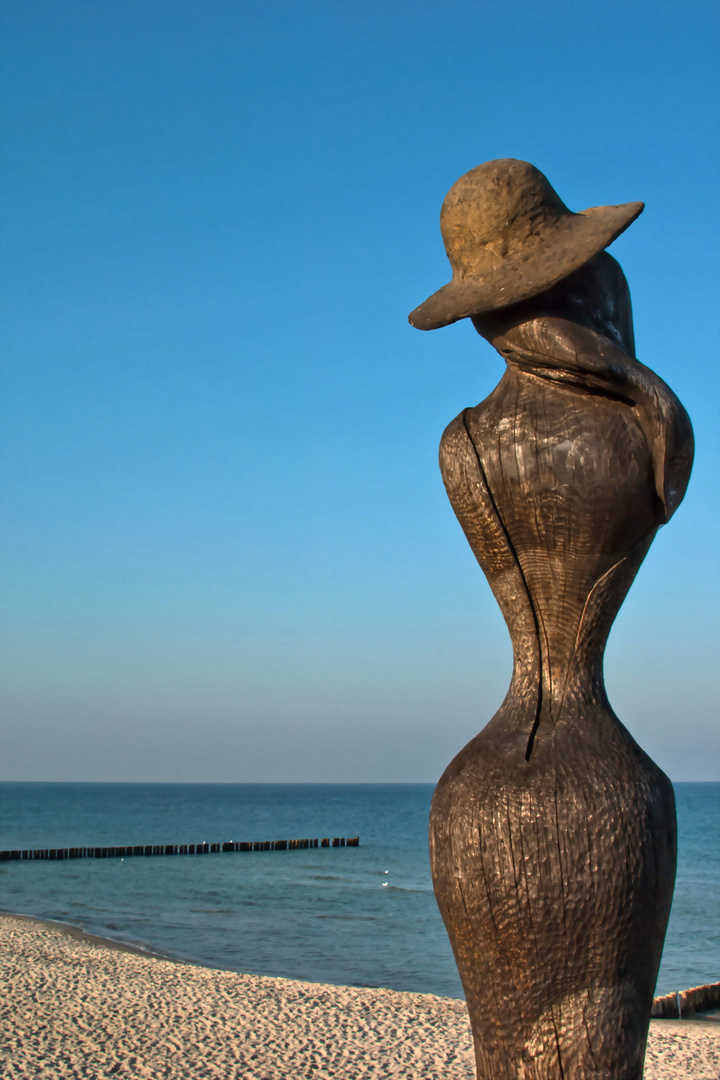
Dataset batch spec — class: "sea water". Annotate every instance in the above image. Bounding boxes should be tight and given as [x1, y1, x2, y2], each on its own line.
[0, 782, 717, 998]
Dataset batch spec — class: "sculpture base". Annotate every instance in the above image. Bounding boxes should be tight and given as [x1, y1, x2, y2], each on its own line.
[429, 705, 676, 1080]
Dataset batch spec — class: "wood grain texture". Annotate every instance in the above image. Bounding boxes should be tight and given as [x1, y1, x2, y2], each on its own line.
[428, 251, 693, 1079]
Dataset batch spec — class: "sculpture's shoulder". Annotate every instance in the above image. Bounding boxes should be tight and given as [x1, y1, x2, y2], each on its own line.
[439, 404, 491, 486]
[622, 356, 694, 522]
[440, 369, 516, 458]
[439, 410, 472, 493]
[439, 408, 471, 452]
[438, 391, 505, 513]
[649, 364, 694, 521]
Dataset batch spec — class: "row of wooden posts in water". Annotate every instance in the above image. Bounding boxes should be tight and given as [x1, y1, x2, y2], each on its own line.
[650, 981, 720, 1019]
[0, 836, 360, 861]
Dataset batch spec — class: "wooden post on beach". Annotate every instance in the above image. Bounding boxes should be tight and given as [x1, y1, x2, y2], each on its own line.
[651, 983, 720, 1019]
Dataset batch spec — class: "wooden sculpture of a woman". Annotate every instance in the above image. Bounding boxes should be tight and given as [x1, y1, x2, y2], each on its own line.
[409, 160, 693, 1080]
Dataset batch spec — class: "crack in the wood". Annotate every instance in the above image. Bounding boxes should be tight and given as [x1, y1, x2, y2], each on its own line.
[461, 409, 544, 761]
[551, 1009, 566, 1080]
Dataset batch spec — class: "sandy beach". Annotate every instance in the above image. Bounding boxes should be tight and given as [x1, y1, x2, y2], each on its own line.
[1, 914, 717, 1079]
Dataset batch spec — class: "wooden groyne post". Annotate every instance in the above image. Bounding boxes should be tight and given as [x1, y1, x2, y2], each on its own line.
[651, 982, 720, 1019]
[0, 836, 360, 861]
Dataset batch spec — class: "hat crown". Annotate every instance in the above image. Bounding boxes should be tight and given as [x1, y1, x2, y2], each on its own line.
[440, 159, 571, 278]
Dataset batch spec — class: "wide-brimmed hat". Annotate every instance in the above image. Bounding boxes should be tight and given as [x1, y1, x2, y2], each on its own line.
[408, 159, 643, 331]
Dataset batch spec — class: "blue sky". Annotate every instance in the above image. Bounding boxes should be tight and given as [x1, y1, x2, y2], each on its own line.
[1, 0, 718, 782]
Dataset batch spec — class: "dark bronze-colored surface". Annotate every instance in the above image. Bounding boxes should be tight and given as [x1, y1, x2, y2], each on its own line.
[410, 161, 693, 1078]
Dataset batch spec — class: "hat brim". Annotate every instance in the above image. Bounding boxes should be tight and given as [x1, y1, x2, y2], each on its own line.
[408, 201, 644, 331]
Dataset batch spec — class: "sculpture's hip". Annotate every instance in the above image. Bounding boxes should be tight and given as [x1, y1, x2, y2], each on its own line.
[430, 720, 675, 1080]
